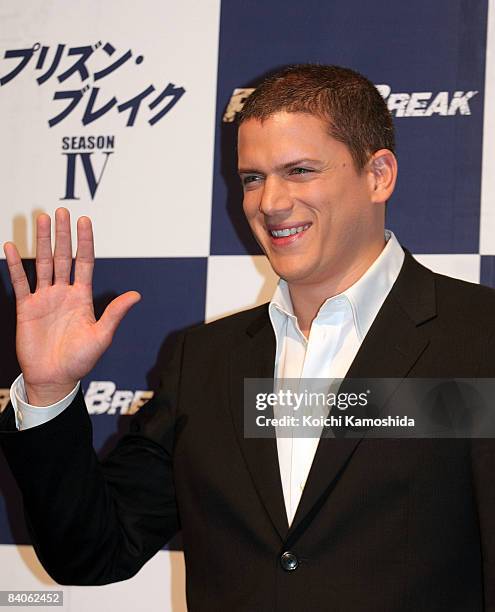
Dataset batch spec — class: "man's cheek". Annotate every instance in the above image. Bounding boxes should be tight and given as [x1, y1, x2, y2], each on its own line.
[243, 197, 259, 221]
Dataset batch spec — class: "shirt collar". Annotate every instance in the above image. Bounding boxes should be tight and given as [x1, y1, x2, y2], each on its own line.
[268, 229, 405, 341]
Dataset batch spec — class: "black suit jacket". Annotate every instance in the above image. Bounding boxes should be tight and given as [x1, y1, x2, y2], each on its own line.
[1, 248, 495, 612]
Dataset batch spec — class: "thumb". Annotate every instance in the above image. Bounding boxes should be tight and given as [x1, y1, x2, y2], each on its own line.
[96, 291, 142, 342]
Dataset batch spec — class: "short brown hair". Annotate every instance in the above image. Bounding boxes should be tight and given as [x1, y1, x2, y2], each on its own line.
[238, 64, 395, 170]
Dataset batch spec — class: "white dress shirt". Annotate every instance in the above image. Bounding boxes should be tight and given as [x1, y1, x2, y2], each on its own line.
[9, 229, 404, 525]
[268, 229, 404, 525]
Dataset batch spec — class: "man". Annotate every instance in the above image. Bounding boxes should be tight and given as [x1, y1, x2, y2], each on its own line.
[1, 64, 495, 611]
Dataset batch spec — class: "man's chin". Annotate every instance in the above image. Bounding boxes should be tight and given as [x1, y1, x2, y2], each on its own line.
[270, 264, 315, 285]
[263, 250, 323, 285]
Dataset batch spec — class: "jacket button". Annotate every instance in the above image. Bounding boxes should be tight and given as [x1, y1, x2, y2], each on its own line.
[280, 551, 299, 571]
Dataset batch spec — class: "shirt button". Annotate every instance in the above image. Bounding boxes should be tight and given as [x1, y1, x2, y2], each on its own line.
[17, 410, 23, 423]
[280, 551, 299, 572]
[299, 482, 304, 492]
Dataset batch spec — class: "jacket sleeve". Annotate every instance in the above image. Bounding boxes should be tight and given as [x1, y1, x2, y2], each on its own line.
[0, 332, 186, 586]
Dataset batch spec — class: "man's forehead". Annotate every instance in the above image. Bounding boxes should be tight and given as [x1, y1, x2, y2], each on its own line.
[238, 110, 328, 134]
[237, 112, 346, 169]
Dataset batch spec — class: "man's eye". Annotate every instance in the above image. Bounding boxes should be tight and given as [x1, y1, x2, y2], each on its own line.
[242, 175, 261, 186]
[290, 167, 313, 175]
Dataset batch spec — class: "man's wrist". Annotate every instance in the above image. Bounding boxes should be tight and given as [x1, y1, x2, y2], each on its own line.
[24, 381, 79, 407]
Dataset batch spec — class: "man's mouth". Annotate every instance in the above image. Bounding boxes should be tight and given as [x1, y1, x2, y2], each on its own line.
[268, 223, 311, 238]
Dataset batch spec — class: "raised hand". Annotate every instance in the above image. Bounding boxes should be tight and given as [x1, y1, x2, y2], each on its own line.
[3, 208, 141, 406]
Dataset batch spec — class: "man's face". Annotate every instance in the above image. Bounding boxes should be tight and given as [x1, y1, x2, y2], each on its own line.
[238, 111, 379, 288]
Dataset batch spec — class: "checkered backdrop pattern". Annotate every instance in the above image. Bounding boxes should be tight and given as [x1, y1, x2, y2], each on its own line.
[0, 1, 494, 610]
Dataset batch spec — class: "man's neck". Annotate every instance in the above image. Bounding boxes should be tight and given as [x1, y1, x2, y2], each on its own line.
[288, 238, 387, 338]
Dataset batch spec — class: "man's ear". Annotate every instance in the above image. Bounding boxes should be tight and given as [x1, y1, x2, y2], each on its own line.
[367, 149, 398, 204]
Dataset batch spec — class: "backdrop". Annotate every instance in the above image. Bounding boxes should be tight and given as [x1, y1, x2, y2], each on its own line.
[0, 1, 494, 610]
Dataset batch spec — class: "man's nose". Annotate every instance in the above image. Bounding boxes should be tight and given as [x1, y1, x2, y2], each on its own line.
[259, 175, 292, 216]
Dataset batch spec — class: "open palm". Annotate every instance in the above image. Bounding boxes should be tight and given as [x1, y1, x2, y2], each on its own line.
[4, 208, 141, 406]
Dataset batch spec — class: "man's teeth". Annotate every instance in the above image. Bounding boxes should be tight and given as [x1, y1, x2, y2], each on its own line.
[270, 224, 310, 238]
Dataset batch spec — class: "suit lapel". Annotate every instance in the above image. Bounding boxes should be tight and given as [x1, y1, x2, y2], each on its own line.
[229, 313, 289, 540]
[287, 249, 436, 539]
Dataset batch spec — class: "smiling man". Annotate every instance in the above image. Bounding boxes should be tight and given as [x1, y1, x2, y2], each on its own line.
[1, 64, 495, 612]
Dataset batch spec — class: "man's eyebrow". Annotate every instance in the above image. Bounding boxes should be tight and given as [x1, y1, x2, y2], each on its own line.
[237, 167, 261, 176]
[238, 158, 322, 175]
[278, 158, 322, 170]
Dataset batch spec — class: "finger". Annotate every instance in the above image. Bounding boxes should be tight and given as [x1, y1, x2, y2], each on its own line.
[35, 213, 53, 289]
[53, 207, 73, 284]
[96, 291, 141, 345]
[74, 216, 94, 287]
[3, 242, 31, 301]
